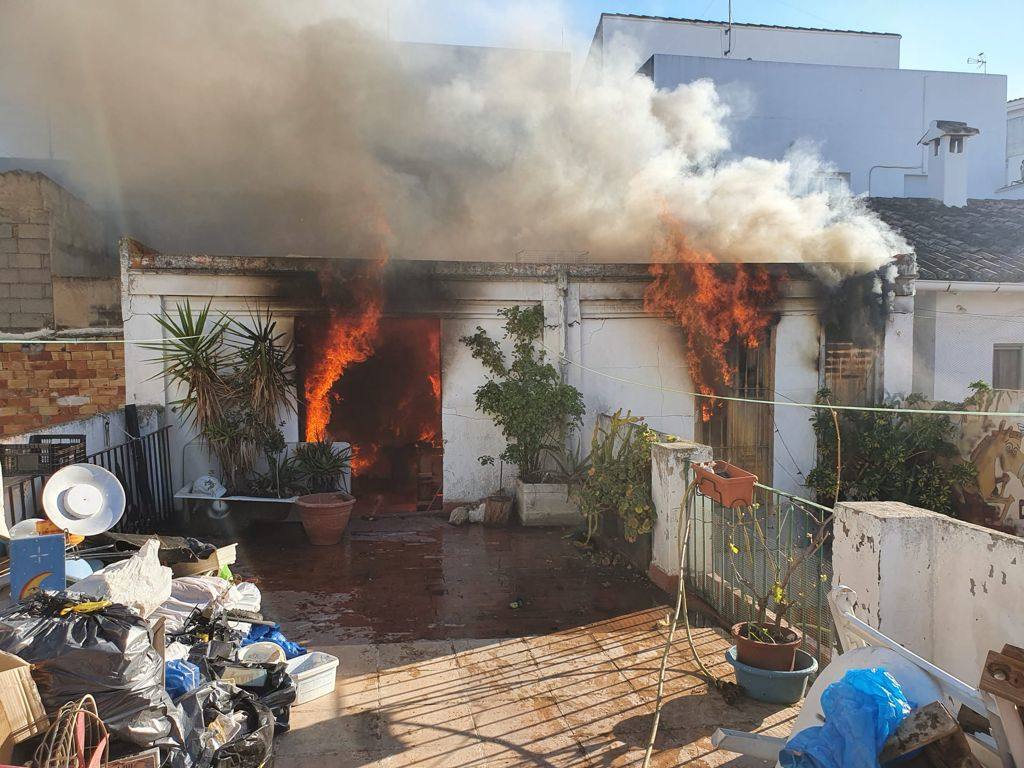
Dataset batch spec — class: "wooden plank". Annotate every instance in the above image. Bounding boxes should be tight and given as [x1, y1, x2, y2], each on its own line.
[980, 649, 1024, 706]
[879, 701, 981, 768]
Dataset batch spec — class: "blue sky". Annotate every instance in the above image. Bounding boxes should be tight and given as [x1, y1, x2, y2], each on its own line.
[384, 0, 1024, 99]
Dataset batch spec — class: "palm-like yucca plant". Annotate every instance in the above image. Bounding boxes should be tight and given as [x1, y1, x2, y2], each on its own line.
[293, 441, 352, 494]
[145, 300, 230, 429]
[148, 301, 301, 495]
[229, 305, 296, 427]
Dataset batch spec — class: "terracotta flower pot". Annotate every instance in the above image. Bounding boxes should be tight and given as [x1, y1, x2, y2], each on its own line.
[730, 621, 803, 671]
[695, 461, 757, 508]
[295, 492, 356, 546]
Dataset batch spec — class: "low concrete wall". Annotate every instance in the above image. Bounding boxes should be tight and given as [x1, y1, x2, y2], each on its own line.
[833, 500, 1024, 683]
[1, 405, 161, 454]
[648, 439, 713, 591]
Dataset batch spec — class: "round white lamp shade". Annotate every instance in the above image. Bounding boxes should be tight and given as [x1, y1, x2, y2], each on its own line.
[42, 463, 126, 535]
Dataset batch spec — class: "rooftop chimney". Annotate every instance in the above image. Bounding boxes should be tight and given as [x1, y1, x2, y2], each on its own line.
[918, 120, 980, 207]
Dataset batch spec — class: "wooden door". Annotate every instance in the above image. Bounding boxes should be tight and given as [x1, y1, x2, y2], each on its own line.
[697, 331, 775, 485]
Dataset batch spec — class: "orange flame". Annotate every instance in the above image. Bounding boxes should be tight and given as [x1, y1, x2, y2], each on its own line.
[304, 262, 385, 444]
[644, 215, 779, 420]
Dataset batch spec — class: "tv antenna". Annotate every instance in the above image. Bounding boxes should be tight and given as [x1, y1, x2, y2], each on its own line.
[968, 52, 987, 73]
[724, 0, 733, 56]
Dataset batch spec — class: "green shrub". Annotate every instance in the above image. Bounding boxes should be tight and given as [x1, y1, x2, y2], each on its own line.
[807, 388, 976, 515]
[575, 410, 658, 543]
[461, 305, 585, 482]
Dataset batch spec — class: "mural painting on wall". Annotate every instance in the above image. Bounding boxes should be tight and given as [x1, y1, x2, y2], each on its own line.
[951, 389, 1024, 534]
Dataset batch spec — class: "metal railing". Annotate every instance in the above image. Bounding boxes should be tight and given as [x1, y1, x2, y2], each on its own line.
[684, 463, 835, 668]
[3, 426, 174, 534]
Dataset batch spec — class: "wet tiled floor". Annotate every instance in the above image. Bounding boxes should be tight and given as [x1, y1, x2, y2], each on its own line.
[232, 511, 798, 767]
[234, 511, 667, 644]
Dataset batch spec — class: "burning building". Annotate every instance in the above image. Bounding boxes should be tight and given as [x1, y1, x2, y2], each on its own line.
[120, 236, 913, 508]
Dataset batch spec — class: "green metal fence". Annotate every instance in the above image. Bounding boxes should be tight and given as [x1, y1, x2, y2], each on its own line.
[683, 462, 835, 667]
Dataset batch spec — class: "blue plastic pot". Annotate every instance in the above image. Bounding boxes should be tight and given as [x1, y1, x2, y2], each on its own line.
[726, 645, 818, 704]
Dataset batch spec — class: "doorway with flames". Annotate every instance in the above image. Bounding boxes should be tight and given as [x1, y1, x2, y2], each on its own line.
[697, 331, 775, 487]
[295, 315, 444, 513]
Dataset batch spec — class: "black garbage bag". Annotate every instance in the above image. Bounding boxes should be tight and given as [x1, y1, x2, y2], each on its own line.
[178, 682, 275, 768]
[209, 660, 296, 734]
[0, 594, 190, 765]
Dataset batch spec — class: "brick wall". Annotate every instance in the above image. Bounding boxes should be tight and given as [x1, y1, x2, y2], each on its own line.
[0, 171, 118, 331]
[0, 342, 126, 437]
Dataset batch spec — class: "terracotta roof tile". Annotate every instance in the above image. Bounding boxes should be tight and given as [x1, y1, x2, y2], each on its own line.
[867, 197, 1024, 283]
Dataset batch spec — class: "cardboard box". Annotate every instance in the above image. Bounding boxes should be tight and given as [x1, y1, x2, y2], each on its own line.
[170, 544, 237, 577]
[0, 650, 48, 763]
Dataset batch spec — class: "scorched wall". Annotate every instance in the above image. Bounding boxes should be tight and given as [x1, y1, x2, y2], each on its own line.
[120, 241, 821, 502]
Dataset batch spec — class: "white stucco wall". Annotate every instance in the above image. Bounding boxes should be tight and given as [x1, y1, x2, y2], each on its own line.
[833, 500, 1024, 683]
[772, 310, 820, 496]
[440, 278, 699, 502]
[646, 54, 1007, 198]
[440, 286, 544, 501]
[590, 15, 900, 75]
[122, 260, 827, 504]
[577, 303, 695, 442]
[883, 298, 915, 398]
[1007, 98, 1024, 185]
[914, 285, 1024, 402]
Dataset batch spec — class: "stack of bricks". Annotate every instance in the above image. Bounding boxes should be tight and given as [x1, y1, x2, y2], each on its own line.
[0, 218, 54, 330]
[0, 342, 125, 437]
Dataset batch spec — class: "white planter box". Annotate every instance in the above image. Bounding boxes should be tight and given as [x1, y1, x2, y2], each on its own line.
[515, 479, 580, 527]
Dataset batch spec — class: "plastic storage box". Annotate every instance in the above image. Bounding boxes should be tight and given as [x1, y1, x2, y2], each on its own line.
[285, 651, 340, 705]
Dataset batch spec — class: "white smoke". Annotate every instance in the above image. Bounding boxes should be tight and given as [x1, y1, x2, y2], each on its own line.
[0, 0, 906, 274]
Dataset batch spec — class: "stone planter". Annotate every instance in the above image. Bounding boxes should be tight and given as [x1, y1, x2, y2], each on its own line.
[515, 479, 580, 527]
[295, 492, 356, 546]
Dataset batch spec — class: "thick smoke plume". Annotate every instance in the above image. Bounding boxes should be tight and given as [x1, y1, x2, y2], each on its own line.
[0, 1, 906, 273]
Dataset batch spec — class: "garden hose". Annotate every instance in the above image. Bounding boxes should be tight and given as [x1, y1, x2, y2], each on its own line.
[641, 477, 738, 768]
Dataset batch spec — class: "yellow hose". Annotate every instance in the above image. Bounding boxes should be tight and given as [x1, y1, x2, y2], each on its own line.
[642, 478, 733, 767]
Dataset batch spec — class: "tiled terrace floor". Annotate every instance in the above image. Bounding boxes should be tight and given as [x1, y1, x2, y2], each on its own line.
[232, 512, 798, 767]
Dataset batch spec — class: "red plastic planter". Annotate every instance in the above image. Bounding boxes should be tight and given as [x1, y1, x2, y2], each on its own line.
[694, 460, 757, 509]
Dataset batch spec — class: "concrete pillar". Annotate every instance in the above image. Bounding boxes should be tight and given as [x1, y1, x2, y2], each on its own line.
[773, 312, 820, 495]
[649, 439, 713, 592]
[883, 295, 915, 398]
[832, 501, 937, 660]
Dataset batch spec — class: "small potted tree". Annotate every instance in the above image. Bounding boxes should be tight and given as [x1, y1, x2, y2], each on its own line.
[292, 441, 356, 545]
[461, 305, 586, 526]
[723, 499, 832, 702]
[479, 459, 514, 526]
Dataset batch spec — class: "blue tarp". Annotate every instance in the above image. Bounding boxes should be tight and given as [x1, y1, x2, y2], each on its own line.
[242, 623, 307, 660]
[165, 659, 202, 700]
[780, 668, 914, 768]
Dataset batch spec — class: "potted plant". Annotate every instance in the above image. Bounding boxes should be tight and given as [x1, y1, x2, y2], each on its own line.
[292, 441, 356, 545]
[461, 305, 586, 526]
[722, 497, 832, 699]
[574, 410, 651, 542]
[480, 459, 514, 526]
[148, 302, 306, 528]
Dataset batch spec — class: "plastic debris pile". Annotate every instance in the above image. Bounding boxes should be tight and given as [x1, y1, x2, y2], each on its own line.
[0, 530, 335, 768]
